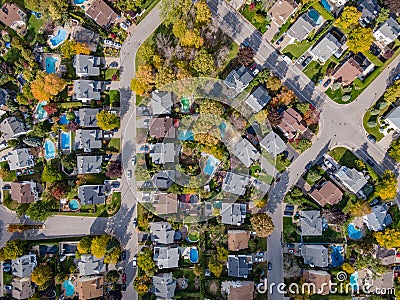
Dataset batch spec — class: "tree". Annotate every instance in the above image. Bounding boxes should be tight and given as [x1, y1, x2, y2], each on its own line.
[193, 264, 203, 277]
[250, 213, 274, 238]
[30, 71, 66, 102]
[208, 259, 223, 277]
[26, 200, 54, 221]
[383, 0, 400, 14]
[265, 76, 282, 92]
[355, 255, 386, 276]
[78, 237, 93, 254]
[32, 265, 53, 289]
[161, 0, 192, 25]
[303, 108, 320, 126]
[96, 110, 120, 130]
[91, 235, 111, 258]
[131, 65, 155, 96]
[180, 29, 204, 48]
[48, 182, 69, 200]
[342, 262, 355, 274]
[237, 46, 254, 67]
[254, 109, 268, 125]
[155, 67, 176, 89]
[375, 170, 397, 201]
[306, 169, 321, 184]
[106, 270, 120, 284]
[322, 207, 349, 225]
[216, 247, 229, 262]
[42, 163, 64, 183]
[106, 161, 122, 178]
[195, 0, 211, 23]
[384, 81, 400, 103]
[335, 6, 362, 29]
[348, 199, 371, 217]
[267, 109, 282, 128]
[0, 240, 26, 260]
[114, 0, 142, 11]
[271, 88, 296, 107]
[172, 19, 187, 39]
[191, 49, 214, 76]
[133, 274, 151, 295]
[389, 139, 400, 162]
[61, 40, 91, 59]
[43, 103, 58, 116]
[354, 159, 366, 171]
[375, 8, 390, 24]
[347, 26, 373, 53]
[137, 248, 157, 276]
[375, 229, 400, 248]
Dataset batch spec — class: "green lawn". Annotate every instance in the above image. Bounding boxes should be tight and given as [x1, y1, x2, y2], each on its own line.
[26, 15, 43, 43]
[325, 85, 363, 104]
[283, 217, 300, 243]
[105, 68, 120, 80]
[106, 90, 120, 106]
[273, 16, 293, 41]
[282, 40, 312, 59]
[215, 42, 239, 76]
[303, 59, 336, 83]
[240, 3, 270, 33]
[275, 154, 291, 172]
[312, 2, 334, 21]
[108, 138, 121, 153]
[329, 147, 358, 168]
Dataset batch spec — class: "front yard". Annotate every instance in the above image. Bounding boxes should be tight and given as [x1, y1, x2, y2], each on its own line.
[363, 100, 392, 142]
[240, 2, 270, 34]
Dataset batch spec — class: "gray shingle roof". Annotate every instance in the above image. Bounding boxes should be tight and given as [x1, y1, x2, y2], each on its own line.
[231, 138, 260, 168]
[0, 88, 9, 106]
[374, 17, 400, 44]
[0, 116, 28, 141]
[78, 108, 100, 127]
[73, 55, 101, 77]
[220, 203, 247, 226]
[357, 0, 380, 25]
[73, 80, 103, 101]
[78, 185, 106, 205]
[386, 106, 400, 132]
[77, 254, 106, 276]
[225, 66, 254, 92]
[11, 254, 37, 278]
[302, 245, 328, 267]
[149, 143, 176, 164]
[227, 255, 253, 278]
[151, 91, 173, 115]
[245, 86, 271, 112]
[153, 170, 175, 190]
[77, 155, 103, 174]
[12, 277, 34, 300]
[150, 222, 175, 244]
[8, 148, 34, 171]
[310, 33, 342, 63]
[363, 203, 392, 231]
[222, 172, 250, 196]
[74, 129, 103, 150]
[287, 12, 317, 42]
[300, 210, 323, 236]
[153, 246, 180, 269]
[334, 166, 368, 194]
[152, 273, 176, 299]
[260, 131, 287, 157]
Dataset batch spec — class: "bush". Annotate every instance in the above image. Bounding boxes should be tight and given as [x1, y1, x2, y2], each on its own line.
[377, 101, 388, 110]
[367, 121, 377, 127]
[370, 108, 380, 115]
[342, 95, 351, 102]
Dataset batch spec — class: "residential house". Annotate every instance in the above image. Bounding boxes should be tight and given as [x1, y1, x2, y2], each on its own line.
[309, 33, 342, 63]
[154, 246, 179, 269]
[329, 0, 349, 6]
[74, 129, 103, 151]
[150, 222, 175, 244]
[0, 116, 29, 142]
[73, 55, 102, 77]
[260, 131, 287, 157]
[10, 181, 41, 204]
[228, 230, 250, 251]
[78, 108, 100, 128]
[245, 86, 271, 112]
[310, 181, 343, 207]
[227, 255, 253, 278]
[77, 254, 106, 276]
[220, 203, 247, 226]
[299, 210, 323, 236]
[71, 26, 100, 52]
[77, 155, 103, 174]
[287, 11, 319, 43]
[231, 138, 260, 168]
[269, 0, 299, 28]
[385, 106, 400, 132]
[11, 277, 34, 300]
[302, 244, 328, 267]
[0, 3, 27, 35]
[277, 107, 307, 139]
[8, 148, 34, 171]
[151, 91, 173, 115]
[302, 270, 331, 295]
[150, 118, 176, 139]
[152, 273, 176, 299]
[85, 0, 119, 29]
[153, 170, 175, 190]
[179, 194, 200, 216]
[373, 17, 400, 48]
[73, 80, 103, 102]
[222, 172, 250, 196]
[363, 203, 392, 231]
[75, 275, 104, 300]
[225, 66, 254, 93]
[357, 0, 380, 26]
[59, 242, 78, 257]
[11, 254, 37, 278]
[373, 244, 400, 265]
[78, 185, 106, 205]
[0, 88, 9, 111]
[152, 193, 178, 215]
[149, 143, 176, 164]
[226, 281, 255, 300]
[334, 166, 368, 194]
[332, 57, 364, 86]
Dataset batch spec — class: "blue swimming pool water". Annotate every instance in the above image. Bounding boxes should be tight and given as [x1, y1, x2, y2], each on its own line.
[330, 245, 344, 267]
[50, 29, 67, 47]
[178, 130, 194, 141]
[203, 155, 220, 176]
[60, 131, 71, 150]
[63, 280, 75, 297]
[189, 248, 199, 263]
[219, 122, 226, 139]
[59, 114, 70, 125]
[36, 101, 48, 120]
[348, 224, 362, 240]
[350, 272, 359, 291]
[45, 57, 58, 74]
[44, 139, 56, 160]
[308, 9, 322, 25]
[69, 199, 80, 211]
[74, 0, 87, 4]
[321, 0, 332, 12]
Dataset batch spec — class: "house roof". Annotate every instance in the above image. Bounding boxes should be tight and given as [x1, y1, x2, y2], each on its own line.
[77, 155, 103, 174]
[227, 255, 253, 278]
[299, 210, 323, 236]
[74, 129, 103, 150]
[152, 273, 176, 299]
[302, 270, 330, 295]
[153, 193, 178, 215]
[71, 26, 100, 52]
[357, 0, 380, 25]
[220, 203, 247, 226]
[225, 66, 254, 92]
[77, 254, 106, 276]
[78, 108, 100, 127]
[11, 254, 36, 278]
[0, 2, 26, 27]
[73, 55, 101, 77]
[302, 244, 328, 267]
[227, 281, 255, 300]
[85, 0, 119, 29]
[73, 80, 102, 101]
[75, 275, 104, 300]
[231, 138, 260, 168]
[150, 118, 176, 139]
[310, 181, 343, 207]
[269, 0, 299, 27]
[149, 143, 176, 164]
[151, 91, 173, 115]
[373, 244, 397, 265]
[12, 277, 34, 300]
[154, 246, 179, 269]
[374, 17, 400, 44]
[0, 116, 28, 141]
[10, 181, 40, 204]
[153, 170, 175, 190]
[0, 88, 9, 106]
[8, 148, 34, 171]
[228, 230, 250, 251]
[150, 222, 175, 244]
[332, 58, 363, 86]
[287, 12, 317, 42]
[363, 203, 392, 231]
[386, 106, 400, 131]
[245, 86, 271, 112]
[222, 172, 251, 196]
[78, 185, 106, 205]
[260, 131, 287, 157]
[310, 33, 342, 63]
[334, 166, 368, 194]
[277, 107, 306, 139]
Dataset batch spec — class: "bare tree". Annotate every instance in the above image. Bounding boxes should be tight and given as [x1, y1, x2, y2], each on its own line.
[215, 46, 230, 69]
[237, 46, 255, 67]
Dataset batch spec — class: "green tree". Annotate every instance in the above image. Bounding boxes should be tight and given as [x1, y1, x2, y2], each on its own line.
[32, 265, 53, 290]
[347, 26, 373, 53]
[306, 169, 321, 184]
[137, 248, 157, 276]
[42, 162, 64, 183]
[375, 228, 400, 248]
[172, 19, 187, 39]
[335, 6, 362, 29]
[106, 270, 120, 284]
[78, 237, 93, 254]
[161, 0, 192, 25]
[384, 81, 400, 103]
[91, 235, 111, 258]
[348, 199, 371, 217]
[96, 110, 120, 130]
[208, 259, 223, 277]
[265, 76, 282, 92]
[250, 213, 274, 238]
[216, 246, 229, 262]
[375, 170, 397, 201]
[389, 139, 400, 162]
[354, 159, 366, 171]
[191, 49, 214, 76]
[0, 240, 26, 260]
[26, 200, 54, 221]
[375, 8, 390, 24]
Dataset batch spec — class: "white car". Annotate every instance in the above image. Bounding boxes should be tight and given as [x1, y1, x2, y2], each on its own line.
[131, 157, 136, 166]
[103, 39, 113, 46]
[113, 42, 122, 49]
[120, 22, 128, 31]
[126, 170, 132, 178]
[324, 159, 334, 169]
[132, 256, 137, 267]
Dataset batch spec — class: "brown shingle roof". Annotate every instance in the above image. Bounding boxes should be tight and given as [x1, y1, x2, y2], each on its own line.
[302, 270, 330, 295]
[269, 0, 299, 27]
[150, 118, 176, 139]
[227, 281, 255, 300]
[85, 0, 118, 29]
[310, 181, 343, 207]
[10, 182, 35, 204]
[153, 193, 178, 215]
[75, 275, 104, 300]
[332, 58, 363, 86]
[278, 107, 306, 139]
[228, 230, 250, 251]
[0, 3, 25, 27]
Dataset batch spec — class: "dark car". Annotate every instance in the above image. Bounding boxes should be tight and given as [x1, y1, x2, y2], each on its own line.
[241, 41, 250, 48]
[122, 273, 126, 283]
[3, 267, 11, 272]
[302, 56, 312, 67]
[122, 283, 127, 291]
[276, 35, 285, 45]
[2, 262, 11, 268]
[284, 211, 293, 216]
[287, 243, 295, 248]
[366, 159, 375, 167]
[323, 79, 332, 88]
[367, 135, 376, 143]
[305, 162, 313, 171]
[140, 145, 149, 152]
[394, 73, 400, 82]
[121, 251, 126, 261]
[268, 262, 272, 270]
[133, 218, 138, 228]
[285, 204, 294, 211]
[2, 185, 11, 190]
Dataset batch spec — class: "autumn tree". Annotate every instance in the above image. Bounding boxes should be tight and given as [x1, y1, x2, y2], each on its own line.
[250, 213, 274, 238]
[195, 0, 211, 23]
[254, 109, 268, 125]
[267, 109, 282, 128]
[383, 0, 400, 14]
[389, 139, 400, 162]
[172, 19, 187, 39]
[342, 262, 355, 274]
[61, 40, 91, 59]
[335, 6, 362, 29]
[237, 46, 255, 67]
[348, 199, 371, 217]
[43, 103, 58, 116]
[32, 265, 53, 290]
[106, 161, 122, 178]
[208, 259, 223, 277]
[96, 110, 120, 130]
[270, 87, 296, 107]
[303, 108, 320, 126]
[265, 76, 282, 92]
[375, 170, 398, 201]
[180, 29, 204, 48]
[191, 49, 214, 76]
[347, 27, 373, 53]
[161, 0, 192, 25]
[47, 182, 69, 200]
[137, 248, 157, 276]
[30, 71, 66, 102]
[375, 229, 400, 248]
[375, 8, 390, 24]
[384, 81, 400, 103]
[133, 274, 151, 295]
[91, 235, 111, 258]
[216, 246, 229, 262]
[78, 237, 93, 254]
[131, 65, 155, 96]
[155, 67, 176, 88]
[0, 240, 26, 260]
[193, 264, 203, 277]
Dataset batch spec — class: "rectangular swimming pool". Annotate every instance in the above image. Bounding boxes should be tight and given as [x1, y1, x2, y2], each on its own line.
[45, 57, 58, 74]
[60, 131, 71, 151]
[203, 155, 220, 176]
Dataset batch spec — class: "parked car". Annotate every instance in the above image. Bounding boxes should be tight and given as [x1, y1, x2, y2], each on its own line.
[103, 39, 113, 46]
[2, 262, 11, 268]
[276, 35, 285, 45]
[393, 73, 400, 82]
[323, 79, 332, 88]
[241, 41, 250, 48]
[122, 273, 126, 283]
[121, 251, 126, 260]
[284, 211, 293, 216]
[324, 159, 334, 169]
[268, 262, 272, 270]
[281, 55, 292, 64]
[4, 286, 12, 290]
[297, 56, 305, 64]
[131, 157, 136, 166]
[2, 185, 11, 190]
[366, 159, 375, 167]
[3, 267, 11, 272]
[305, 162, 313, 171]
[367, 134, 376, 143]
[133, 218, 137, 228]
[125, 20, 132, 26]
[285, 204, 294, 211]
[126, 170, 132, 179]
[122, 283, 127, 291]
[369, 198, 379, 206]
[302, 56, 312, 67]
[140, 145, 149, 152]
[132, 256, 137, 267]
[287, 243, 295, 248]
[119, 22, 128, 31]
[113, 42, 122, 48]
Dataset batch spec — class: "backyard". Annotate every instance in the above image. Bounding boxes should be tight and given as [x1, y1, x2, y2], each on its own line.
[240, 2, 270, 34]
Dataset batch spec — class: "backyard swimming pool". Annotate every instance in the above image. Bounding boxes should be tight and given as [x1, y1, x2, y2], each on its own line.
[321, 0, 332, 11]
[178, 130, 194, 141]
[181, 97, 191, 112]
[35, 101, 48, 120]
[59, 114, 70, 125]
[350, 272, 359, 290]
[189, 248, 199, 263]
[348, 224, 362, 240]
[45, 56, 58, 74]
[308, 9, 322, 25]
[50, 29, 67, 47]
[63, 280, 75, 297]
[44, 139, 56, 160]
[203, 155, 220, 176]
[60, 131, 71, 151]
[74, 0, 87, 3]
[69, 199, 80, 211]
[330, 245, 344, 267]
